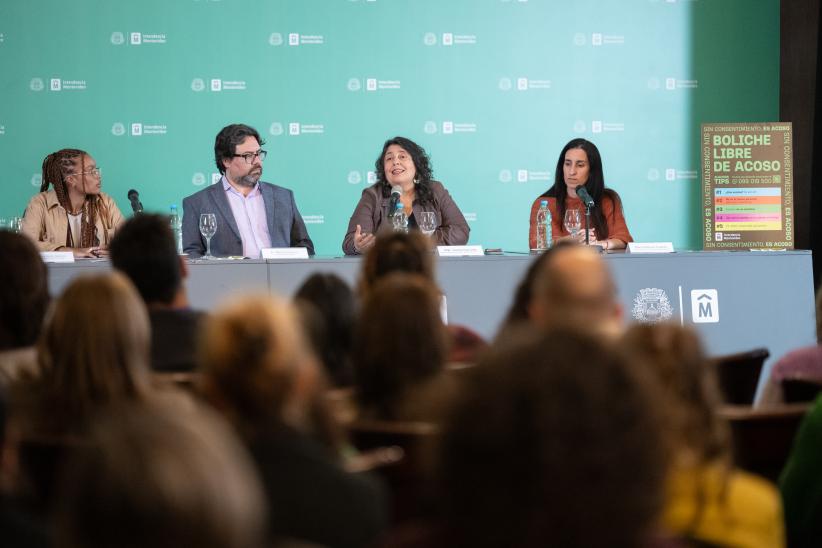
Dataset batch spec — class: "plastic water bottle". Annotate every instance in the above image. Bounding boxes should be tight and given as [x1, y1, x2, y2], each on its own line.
[536, 200, 552, 251]
[169, 205, 183, 254]
[391, 202, 408, 233]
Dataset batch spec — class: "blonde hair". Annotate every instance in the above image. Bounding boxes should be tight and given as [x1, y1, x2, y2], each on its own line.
[35, 272, 150, 432]
[199, 294, 334, 443]
[621, 323, 729, 465]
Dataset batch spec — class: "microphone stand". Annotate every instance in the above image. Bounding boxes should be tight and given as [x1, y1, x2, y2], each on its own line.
[584, 204, 591, 246]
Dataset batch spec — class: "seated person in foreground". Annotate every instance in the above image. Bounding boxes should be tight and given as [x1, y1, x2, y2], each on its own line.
[0, 231, 50, 386]
[358, 231, 488, 364]
[430, 328, 666, 548]
[12, 272, 153, 439]
[529, 138, 632, 251]
[293, 272, 357, 388]
[342, 136, 469, 255]
[780, 393, 822, 547]
[353, 274, 461, 423]
[55, 399, 266, 548]
[199, 293, 387, 548]
[758, 285, 822, 405]
[110, 213, 205, 372]
[182, 123, 314, 258]
[622, 323, 785, 548]
[22, 148, 124, 257]
[527, 243, 624, 339]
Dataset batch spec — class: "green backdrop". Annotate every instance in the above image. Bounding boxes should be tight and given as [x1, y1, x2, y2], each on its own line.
[0, 0, 779, 255]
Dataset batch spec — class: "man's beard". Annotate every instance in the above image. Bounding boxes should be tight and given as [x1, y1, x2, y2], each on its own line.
[238, 168, 262, 187]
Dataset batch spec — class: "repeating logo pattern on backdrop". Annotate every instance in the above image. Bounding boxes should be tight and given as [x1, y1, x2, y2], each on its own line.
[347, 78, 401, 92]
[422, 32, 477, 46]
[110, 32, 167, 45]
[190, 78, 247, 91]
[423, 121, 477, 135]
[498, 169, 551, 183]
[111, 122, 167, 136]
[2, 2, 778, 257]
[29, 77, 86, 91]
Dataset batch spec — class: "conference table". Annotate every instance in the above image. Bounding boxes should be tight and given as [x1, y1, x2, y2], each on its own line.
[47, 250, 815, 394]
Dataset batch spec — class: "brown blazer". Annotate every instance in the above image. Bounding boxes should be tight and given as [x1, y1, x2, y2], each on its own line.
[342, 181, 469, 255]
[21, 190, 125, 251]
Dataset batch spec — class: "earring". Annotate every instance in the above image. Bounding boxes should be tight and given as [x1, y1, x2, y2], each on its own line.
[413, 177, 419, 185]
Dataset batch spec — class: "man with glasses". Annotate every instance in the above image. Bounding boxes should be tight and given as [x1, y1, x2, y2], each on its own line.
[181, 123, 314, 258]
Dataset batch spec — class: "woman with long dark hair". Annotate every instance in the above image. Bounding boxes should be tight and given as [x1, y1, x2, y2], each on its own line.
[529, 138, 632, 251]
[22, 149, 124, 258]
[342, 136, 469, 255]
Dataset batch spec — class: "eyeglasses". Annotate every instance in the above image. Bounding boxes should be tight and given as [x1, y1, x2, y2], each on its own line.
[69, 167, 102, 177]
[233, 150, 267, 164]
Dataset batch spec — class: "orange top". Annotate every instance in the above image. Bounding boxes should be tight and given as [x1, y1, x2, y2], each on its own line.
[528, 193, 632, 250]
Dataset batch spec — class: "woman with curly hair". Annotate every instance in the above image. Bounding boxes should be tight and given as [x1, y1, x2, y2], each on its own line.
[342, 136, 469, 255]
[622, 323, 784, 548]
[22, 148, 124, 258]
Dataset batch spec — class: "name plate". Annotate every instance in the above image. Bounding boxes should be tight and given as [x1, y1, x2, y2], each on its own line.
[40, 251, 75, 263]
[436, 245, 484, 257]
[261, 247, 309, 260]
[627, 242, 675, 254]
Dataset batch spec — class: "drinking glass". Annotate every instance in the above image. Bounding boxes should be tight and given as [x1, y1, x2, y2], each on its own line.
[563, 209, 582, 239]
[391, 210, 408, 233]
[199, 213, 217, 259]
[10, 217, 23, 233]
[419, 211, 437, 237]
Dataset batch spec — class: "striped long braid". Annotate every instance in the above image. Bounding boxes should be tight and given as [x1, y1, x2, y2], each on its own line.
[40, 149, 102, 247]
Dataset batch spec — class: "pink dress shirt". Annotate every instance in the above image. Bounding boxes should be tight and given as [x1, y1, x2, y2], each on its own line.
[222, 177, 272, 258]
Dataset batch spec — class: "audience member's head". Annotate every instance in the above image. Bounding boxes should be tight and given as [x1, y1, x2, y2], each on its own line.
[438, 327, 665, 548]
[353, 274, 449, 420]
[33, 272, 150, 433]
[359, 231, 435, 298]
[56, 399, 265, 548]
[0, 231, 49, 351]
[199, 294, 338, 447]
[529, 244, 622, 337]
[621, 323, 729, 467]
[294, 273, 357, 387]
[110, 213, 185, 307]
[498, 241, 575, 334]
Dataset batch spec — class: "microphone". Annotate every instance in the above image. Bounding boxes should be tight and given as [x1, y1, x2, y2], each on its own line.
[388, 185, 402, 215]
[576, 185, 595, 208]
[127, 189, 143, 213]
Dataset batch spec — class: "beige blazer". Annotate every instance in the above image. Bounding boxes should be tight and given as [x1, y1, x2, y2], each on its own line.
[21, 190, 125, 251]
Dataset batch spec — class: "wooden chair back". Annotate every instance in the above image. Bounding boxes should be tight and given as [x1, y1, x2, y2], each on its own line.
[781, 378, 822, 403]
[712, 347, 769, 404]
[718, 403, 809, 482]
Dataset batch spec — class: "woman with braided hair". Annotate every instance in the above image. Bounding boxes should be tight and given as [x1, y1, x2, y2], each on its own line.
[22, 149, 124, 257]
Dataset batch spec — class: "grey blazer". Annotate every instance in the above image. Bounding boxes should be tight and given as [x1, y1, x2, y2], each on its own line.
[342, 181, 469, 255]
[182, 181, 314, 257]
